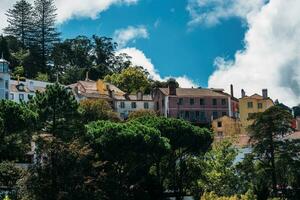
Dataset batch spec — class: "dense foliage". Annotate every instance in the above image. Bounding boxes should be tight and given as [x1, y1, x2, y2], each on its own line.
[2, 1, 300, 200]
[0, 84, 214, 200]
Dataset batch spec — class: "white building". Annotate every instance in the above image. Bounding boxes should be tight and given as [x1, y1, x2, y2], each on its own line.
[0, 55, 52, 103]
[0, 56, 10, 100]
[114, 91, 155, 119]
[9, 79, 52, 103]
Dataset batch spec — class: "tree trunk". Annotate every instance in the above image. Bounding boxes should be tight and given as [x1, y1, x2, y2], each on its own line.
[269, 134, 277, 195]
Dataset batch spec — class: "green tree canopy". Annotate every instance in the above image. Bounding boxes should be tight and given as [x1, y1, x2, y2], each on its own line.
[86, 120, 170, 200]
[246, 105, 294, 198]
[33, 0, 60, 69]
[4, 0, 34, 47]
[29, 83, 81, 141]
[199, 141, 240, 196]
[79, 99, 120, 123]
[128, 109, 157, 121]
[133, 116, 213, 199]
[0, 100, 37, 161]
[19, 138, 97, 200]
[104, 66, 150, 94]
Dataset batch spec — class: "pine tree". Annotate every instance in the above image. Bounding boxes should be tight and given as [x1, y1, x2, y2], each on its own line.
[29, 83, 81, 141]
[4, 0, 34, 47]
[33, 0, 59, 69]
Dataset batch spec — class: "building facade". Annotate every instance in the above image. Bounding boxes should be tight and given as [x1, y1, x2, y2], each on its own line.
[114, 91, 154, 119]
[0, 57, 10, 100]
[70, 80, 155, 119]
[9, 79, 52, 103]
[239, 89, 274, 134]
[153, 80, 239, 124]
[0, 57, 52, 103]
[211, 116, 246, 146]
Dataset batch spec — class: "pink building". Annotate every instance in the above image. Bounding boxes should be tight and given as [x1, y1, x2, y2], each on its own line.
[153, 80, 239, 125]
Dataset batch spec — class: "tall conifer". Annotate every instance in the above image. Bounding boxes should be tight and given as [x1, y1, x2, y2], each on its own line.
[4, 0, 34, 47]
[33, 0, 59, 69]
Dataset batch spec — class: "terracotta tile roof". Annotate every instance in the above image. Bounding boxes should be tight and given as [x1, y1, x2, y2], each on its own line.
[107, 83, 125, 96]
[78, 81, 99, 93]
[159, 88, 228, 97]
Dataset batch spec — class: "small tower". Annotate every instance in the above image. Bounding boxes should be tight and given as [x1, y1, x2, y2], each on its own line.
[0, 54, 10, 100]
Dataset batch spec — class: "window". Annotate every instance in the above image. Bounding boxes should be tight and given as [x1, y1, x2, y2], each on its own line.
[120, 102, 125, 108]
[178, 98, 183, 105]
[217, 121, 222, 128]
[212, 111, 218, 120]
[248, 113, 255, 119]
[144, 102, 149, 109]
[190, 111, 195, 121]
[19, 94, 24, 101]
[179, 111, 184, 119]
[195, 111, 200, 118]
[185, 111, 190, 119]
[190, 98, 195, 105]
[131, 102, 137, 109]
[10, 93, 14, 100]
[222, 112, 227, 116]
[120, 113, 125, 119]
[217, 132, 223, 137]
[156, 102, 159, 109]
[5, 92, 9, 100]
[221, 99, 226, 105]
[28, 94, 33, 99]
[200, 112, 206, 121]
[5, 80, 8, 89]
[258, 103, 263, 109]
[247, 102, 253, 108]
[212, 99, 217, 106]
[200, 98, 205, 105]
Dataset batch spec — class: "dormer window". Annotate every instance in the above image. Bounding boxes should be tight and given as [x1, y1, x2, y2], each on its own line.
[17, 83, 25, 91]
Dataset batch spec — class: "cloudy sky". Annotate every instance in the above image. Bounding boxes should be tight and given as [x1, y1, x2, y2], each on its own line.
[1, 0, 300, 106]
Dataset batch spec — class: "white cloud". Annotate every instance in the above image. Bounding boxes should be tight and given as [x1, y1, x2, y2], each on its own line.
[55, 0, 138, 23]
[117, 47, 198, 88]
[113, 25, 149, 48]
[186, 0, 266, 27]
[208, 0, 300, 106]
[0, 0, 138, 33]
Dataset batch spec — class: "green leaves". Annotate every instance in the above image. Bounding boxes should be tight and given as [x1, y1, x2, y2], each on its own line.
[29, 83, 81, 141]
[199, 141, 240, 196]
[79, 99, 120, 123]
[86, 120, 171, 199]
[104, 66, 151, 94]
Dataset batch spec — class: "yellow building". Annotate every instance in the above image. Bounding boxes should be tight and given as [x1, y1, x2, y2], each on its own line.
[239, 89, 274, 134]
[212, 116, 242, 144]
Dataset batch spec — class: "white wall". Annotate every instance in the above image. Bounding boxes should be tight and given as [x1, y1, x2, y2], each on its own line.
[9, 79, 52, 103]
[115, 100, 155, 119]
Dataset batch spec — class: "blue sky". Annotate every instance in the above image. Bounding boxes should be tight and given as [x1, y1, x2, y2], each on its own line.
[58, 0, 246, 87]
[2, 0, 300, 105]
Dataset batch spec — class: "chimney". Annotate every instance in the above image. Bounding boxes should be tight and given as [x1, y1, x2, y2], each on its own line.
[241, 89, 246, 98]
[168, 78, 177, 96]
[230, 84, 234, 97]
[85, 71, 89, 81]
[262, 89, 268, 99]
